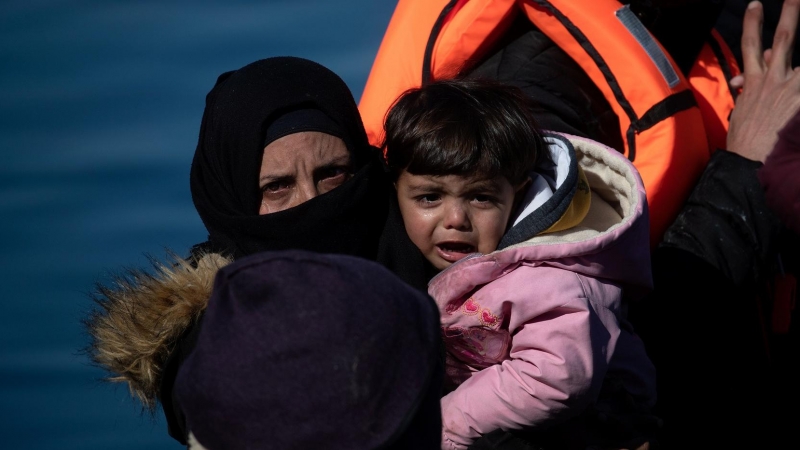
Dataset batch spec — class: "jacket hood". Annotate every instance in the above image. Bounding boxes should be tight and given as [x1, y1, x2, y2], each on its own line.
[430, 133, 652, 300]
[84, 252, 232, 410]
[501, 132, 592, 248]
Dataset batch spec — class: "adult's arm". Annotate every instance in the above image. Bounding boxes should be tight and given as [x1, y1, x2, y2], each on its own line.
[658, 149, 781, 285]
[730, 0, 800, 235]
[727, 0, 800, 164]
[660, 0, 800, 285]
[758, 108, 800, 234]
[628, 3, 800, 447]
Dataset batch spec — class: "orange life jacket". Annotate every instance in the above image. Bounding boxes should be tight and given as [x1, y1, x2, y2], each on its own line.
[358, 0, 740, 248]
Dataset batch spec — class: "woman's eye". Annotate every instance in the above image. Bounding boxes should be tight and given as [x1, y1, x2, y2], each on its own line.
[319, 166, 350, 180]
[317, 166, 352, 192]
[261, 180, 291, 194]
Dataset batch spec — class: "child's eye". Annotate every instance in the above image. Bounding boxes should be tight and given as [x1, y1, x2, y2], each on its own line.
[416, 194, 441, 205]
[473, 194, 496, 204]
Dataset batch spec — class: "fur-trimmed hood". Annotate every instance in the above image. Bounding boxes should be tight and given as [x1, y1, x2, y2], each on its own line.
[84, 252, 232, 410]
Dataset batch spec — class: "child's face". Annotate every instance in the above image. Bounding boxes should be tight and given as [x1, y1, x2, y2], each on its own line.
[395, 172, 524, 271]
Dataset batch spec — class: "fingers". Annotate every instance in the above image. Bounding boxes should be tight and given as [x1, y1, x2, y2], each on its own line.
[742, 1, 766, 76]
[768, 0, 800, 73]
[730, 74, 744, 89]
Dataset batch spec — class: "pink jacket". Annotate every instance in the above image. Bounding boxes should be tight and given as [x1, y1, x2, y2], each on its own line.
[430, 134, 657, 450]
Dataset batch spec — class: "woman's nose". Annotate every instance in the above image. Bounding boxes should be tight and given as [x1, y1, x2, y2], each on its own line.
[443, 202, 471, 231]
[295, 181, 321, 205]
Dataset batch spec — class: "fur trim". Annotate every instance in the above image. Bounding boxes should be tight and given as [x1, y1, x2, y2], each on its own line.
[84, 251, 232, 410]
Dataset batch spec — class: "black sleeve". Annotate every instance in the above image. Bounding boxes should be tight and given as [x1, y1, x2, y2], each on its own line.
[658, 149, 782, 286]
[627, 149, 788, 448]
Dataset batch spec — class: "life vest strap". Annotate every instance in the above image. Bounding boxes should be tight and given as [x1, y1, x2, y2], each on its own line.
[615, 4, 679, 88]
[423, 0, 462, 85]
[528, 0, 638, 128]
[704, 32, 739, 102]
[626, 90, 697, 162]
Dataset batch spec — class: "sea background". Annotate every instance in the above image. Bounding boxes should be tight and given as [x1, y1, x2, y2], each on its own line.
[0, 1, 396, 448]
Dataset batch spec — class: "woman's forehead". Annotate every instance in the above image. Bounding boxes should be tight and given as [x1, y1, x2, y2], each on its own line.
[260, 132, 350, 176]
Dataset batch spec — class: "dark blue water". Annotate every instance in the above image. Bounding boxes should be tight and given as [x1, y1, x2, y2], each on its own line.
[0, 1, 395, 448]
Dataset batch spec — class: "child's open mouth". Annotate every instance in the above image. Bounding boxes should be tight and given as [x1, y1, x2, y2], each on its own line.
[436, 242, 477, 263]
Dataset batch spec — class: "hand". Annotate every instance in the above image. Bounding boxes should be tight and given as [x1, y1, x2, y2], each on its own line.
[726, 0, 800, 163]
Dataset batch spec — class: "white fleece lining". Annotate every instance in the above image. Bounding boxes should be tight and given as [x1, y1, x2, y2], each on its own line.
[512, 173, 554, 227]
[503, 136, 640, 248]
[511, 136, 572, 227]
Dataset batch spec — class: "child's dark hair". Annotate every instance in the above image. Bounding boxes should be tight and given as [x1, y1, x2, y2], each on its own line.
[382, 78, 548, 185]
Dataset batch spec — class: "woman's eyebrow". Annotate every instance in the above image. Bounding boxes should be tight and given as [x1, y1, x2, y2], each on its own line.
[308, 153, 350, 171]
[315, 158, 352, 171]
[321, 154, 352, 166]
[259, 174, 293, 185]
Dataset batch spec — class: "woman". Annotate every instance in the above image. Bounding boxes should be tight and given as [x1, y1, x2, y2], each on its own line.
[85, 56, 428, 445]
[191, 56, 388, 259]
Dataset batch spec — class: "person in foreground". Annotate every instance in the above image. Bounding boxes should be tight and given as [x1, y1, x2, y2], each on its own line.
[84, 56, 427, 445]
[173, 249, 443, 450]
[383, 78, 659, 450]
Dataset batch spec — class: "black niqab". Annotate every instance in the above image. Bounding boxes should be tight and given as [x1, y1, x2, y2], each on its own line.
[165, 56, 434, 443]
[189, 56, 390, 260]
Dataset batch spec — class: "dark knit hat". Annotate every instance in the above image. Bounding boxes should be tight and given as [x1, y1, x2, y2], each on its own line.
[174, 249, 443, 450]
[263, 108, 344, 148]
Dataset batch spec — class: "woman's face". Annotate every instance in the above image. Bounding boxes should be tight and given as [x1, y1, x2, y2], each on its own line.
[258, 131, 353, 214]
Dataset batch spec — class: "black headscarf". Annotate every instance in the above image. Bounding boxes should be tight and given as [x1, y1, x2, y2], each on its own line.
[162, 57, 434, 445]
[174, 250, 444, 449]
[189, 56, 391, 260]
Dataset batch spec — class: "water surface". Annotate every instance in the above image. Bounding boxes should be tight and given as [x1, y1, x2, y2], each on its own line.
[0, 2, 395, 448]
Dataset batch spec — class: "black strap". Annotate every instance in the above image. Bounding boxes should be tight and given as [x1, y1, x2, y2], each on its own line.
[533, 0, 638, 127]
[706, 33, 739, 102]
[423, 0, 460, 85]
[626, 90, 698, 161]
[634, 90, 698, 132]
